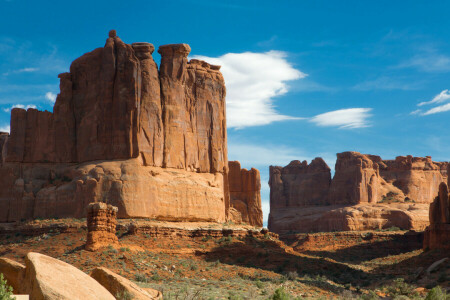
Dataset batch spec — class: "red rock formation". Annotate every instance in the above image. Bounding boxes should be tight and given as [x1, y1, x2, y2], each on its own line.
[4, 31, 227, 171]
[228, 161, 263, 227]
[0, 30, 229, 223]
[269, 158, 331, 210]
[423, 183, 450, 250]
[86, 202, 119, 251]
[0, 132, 8, 163]
[269, 152, 448, 233]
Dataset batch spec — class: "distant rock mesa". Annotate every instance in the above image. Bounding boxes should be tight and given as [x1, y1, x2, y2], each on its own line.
[269, 151, 448, 233]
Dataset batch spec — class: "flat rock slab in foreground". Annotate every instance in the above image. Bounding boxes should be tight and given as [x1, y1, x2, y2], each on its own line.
[91, 267, 162, 299]
[20, 252, 115, 300]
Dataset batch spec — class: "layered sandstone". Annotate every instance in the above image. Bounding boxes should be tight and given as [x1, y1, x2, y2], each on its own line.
[269, 152, 448, 233]
[86, 203, 119, 251]
[228, 161, 263, 226]
[423, 183, 450, 250]
[0, 30, 232, 223]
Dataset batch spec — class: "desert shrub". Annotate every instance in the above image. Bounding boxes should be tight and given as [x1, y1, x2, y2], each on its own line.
[286, 271, 298, 280]
[0, 273, 14, 300]
[254, 279, 264, 289]
[134, 273, 147, 283]
[425, 286, 450, 300]
[269, 288, 290, 300]
[116, 290, 134, 300]
[384, 278, 418, 298]
[359, 290, 380, 300]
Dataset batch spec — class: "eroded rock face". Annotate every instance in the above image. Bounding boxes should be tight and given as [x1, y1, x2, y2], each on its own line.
[0, 31, 229, 223]
[0, 159, 227, 222]
[228, 161, 263, 227]
[86, 203, 119, 251]
[269, 152, 448, 233]
[424, 183, 450, 250]
[269, 158, 331, 209]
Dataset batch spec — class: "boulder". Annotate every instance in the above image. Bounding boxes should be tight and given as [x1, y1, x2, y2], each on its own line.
[19, 252, 115, 300]
[0, 257, 25, 293]
[91, 267, 162, 299]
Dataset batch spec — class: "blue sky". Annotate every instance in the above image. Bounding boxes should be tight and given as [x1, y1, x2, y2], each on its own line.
[1, 1, 449, 225]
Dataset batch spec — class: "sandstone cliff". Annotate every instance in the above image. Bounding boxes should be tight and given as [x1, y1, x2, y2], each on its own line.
[423, 183, 450, 250]
[269, 151, 448, 233]
[228, 161, 263, 227]
[0, 31, 234, 223]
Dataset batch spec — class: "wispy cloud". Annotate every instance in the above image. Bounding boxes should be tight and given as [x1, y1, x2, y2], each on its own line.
[353, 76, 423, 91]
[192, 51, 306, 128]
[228, 142, 304, 168]
[3, 104, 37, 113]
[2, 67, 38, 76]
[418, 89, 450, 106]
[310, 108, 373, 129]
[398, 47, 450, 73]
[0, 125, 10, 133]
[412, 89, 450, 115]
[45, 92, 57, 103]
[421, 103, 450, 115]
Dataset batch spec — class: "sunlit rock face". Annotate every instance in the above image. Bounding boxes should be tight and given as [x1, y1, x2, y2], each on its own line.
[228, 161, 263, 227]
[0, 30, 232, 223]
[269, 151, 448, 233]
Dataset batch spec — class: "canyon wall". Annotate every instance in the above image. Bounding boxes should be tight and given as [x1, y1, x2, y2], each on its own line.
[269, 151, 448, 233]
[423, 182, 450, 250]
[228, 161, 263, 227]
[0, 30, 233, 223]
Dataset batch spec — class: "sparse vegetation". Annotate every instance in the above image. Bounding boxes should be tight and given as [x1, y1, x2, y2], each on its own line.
[0, 273, 14, 300]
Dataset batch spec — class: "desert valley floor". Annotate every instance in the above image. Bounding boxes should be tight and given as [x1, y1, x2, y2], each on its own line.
[1, 218, 448, 299]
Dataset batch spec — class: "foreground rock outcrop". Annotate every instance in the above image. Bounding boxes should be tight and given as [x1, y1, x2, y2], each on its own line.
[91, 267, 162, 299]
[228, 161, 263, 226]
[86, 202, 119, 251]
[0, 257, 25, 293]
[269, 152, 448, 233]
[424, 183, 450, 250]
[0, 30, 256, 224]
[20, 252, 115, 299]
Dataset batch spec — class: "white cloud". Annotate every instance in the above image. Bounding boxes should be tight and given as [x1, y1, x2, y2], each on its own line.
[0, 125, 10, 133]
[192, 51, 306, 128]
[228, 142, 304, 168]
[3, 104, 37, 113]
[45, 92, 57, 103]
[309, 108, 372, 129]
[401, 53, 450, 72]
[2, 67, 38, 76]
[413, 89, 450, 116]
[418, 89, 450, 106]
[422, 103, 450, 115]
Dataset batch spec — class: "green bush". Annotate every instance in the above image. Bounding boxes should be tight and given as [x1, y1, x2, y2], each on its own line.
[425, 286, 450, 300]
[0, 273, 14, 300]
[385, 278, 418, 298]
[269, 287, 290, 300]
[134, 273, 147, 283]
